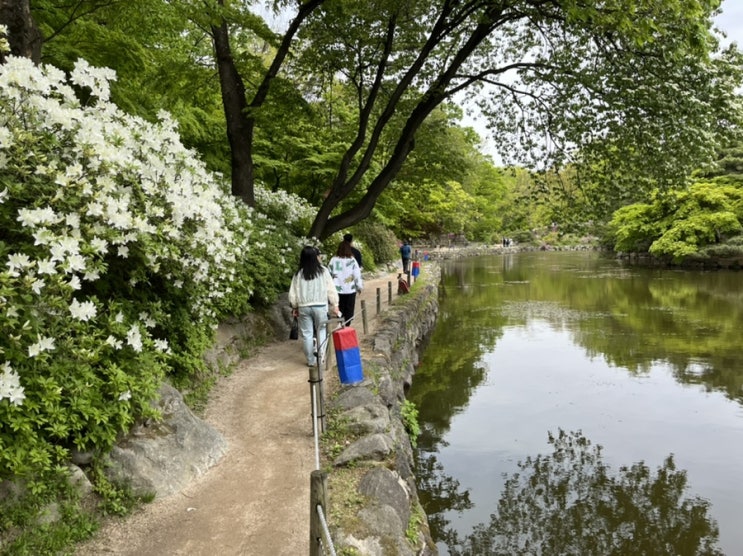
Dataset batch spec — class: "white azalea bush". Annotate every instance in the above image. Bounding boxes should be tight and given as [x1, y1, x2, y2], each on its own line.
[0, 52, 306, 485]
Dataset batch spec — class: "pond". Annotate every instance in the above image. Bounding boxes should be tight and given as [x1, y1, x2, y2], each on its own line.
[409, 251, 743, 555]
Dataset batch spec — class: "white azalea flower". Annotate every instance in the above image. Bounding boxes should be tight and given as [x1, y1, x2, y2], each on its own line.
[69, 58, 116, 101]
[7, 386, 25, 406]
[87, 201, 104, 217]
[6, 253, 32, 275]
[31, 279, 45, 295]
[0, 364, 23, 406]
[69, 298, 97, 321]
[153, 339, 170, 353]
[64, 253, 86, 273]
[58, 236, 80, 254]
[138, 312, 156, 328]
[83, 269, 100, 282]
[105, 335, 123, 349]
[28, 335, 55, 357]
[90, 237, 108, 253]
[36, 259, 56, 274]
[126, 325, 143, 352]
[49, 243, 66, 262]
[65, 213, 81, 229]
[32, 230, 54, 247]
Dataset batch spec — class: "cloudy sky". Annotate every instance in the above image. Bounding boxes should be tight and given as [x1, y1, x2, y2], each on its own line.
[715, 0, 743, 46]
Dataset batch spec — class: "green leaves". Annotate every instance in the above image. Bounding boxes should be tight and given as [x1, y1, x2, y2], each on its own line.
[608, 179, 743, 259]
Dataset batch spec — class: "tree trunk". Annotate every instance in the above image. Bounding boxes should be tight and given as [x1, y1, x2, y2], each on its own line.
[0, 0, 42, 63]
[309, 10, 500, 240]
[211, 20, 255, 206]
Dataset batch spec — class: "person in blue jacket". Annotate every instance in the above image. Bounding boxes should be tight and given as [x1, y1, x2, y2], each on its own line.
[400, 240, 412, 273]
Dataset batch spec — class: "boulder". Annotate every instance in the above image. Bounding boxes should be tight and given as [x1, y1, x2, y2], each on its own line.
[104, 383, 227, 498]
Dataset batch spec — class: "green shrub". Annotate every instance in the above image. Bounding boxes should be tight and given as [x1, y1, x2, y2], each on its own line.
[0, 55, 309, 485]
[353, 221, 399, 268]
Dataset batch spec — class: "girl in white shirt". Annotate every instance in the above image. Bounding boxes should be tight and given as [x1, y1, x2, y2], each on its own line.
[289, 246, 340, 367]
[328, 241, 363, 324]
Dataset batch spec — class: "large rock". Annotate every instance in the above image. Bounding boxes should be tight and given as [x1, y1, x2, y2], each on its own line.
[358, 467, 411, 528]
[340, 403, 391, 435]
[333, 433, 394, 467]
[104, 383, 227, 498]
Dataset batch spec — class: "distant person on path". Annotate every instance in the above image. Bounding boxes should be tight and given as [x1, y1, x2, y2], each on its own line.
[329, 241, 363, 324]
[343, 233, 363, 269]
[400, 239, 412, 273]
[289, 246, 340, 367]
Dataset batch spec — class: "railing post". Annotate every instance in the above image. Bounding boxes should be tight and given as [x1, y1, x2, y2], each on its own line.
[360, 299, 368, 335]
[387, 281, 392, 305]
[310, 470, 328, 556]
[376, 287, 381, 315]
[308, 359, 325, 433]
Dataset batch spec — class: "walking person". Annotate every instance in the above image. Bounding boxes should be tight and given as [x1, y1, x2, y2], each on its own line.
[400, 239, 412, 273]
[329, 240, 363, 324]
[288, 246, 340, 367]
[343, 233, 363, 269]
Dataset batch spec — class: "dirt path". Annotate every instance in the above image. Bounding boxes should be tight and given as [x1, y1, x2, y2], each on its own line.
[76, 272, 401, 556]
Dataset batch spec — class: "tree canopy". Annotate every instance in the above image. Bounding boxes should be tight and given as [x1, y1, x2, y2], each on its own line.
[7, 0, 743, 241]
[217, 0, 743, 239]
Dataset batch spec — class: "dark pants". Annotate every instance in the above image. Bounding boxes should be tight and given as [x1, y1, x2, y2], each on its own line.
[402, 258, 411, 272]
[338, 292, 357, 324]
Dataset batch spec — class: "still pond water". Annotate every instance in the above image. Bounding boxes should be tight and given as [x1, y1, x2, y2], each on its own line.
[409, 251, 743, 555]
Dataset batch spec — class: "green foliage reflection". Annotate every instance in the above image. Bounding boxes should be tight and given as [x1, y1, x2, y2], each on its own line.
[430, 253, 743, 403]
[450, 430, 721, 556]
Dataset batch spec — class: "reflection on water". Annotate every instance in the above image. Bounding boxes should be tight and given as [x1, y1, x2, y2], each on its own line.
[449, 430, 721, 556]
[410, 252, 743, 555]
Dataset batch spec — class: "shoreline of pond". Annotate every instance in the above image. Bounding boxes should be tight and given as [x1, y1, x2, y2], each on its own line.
[416, 242, 743, 270]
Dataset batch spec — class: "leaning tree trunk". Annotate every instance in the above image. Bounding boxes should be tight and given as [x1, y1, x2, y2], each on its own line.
[0, 0, 42, 63]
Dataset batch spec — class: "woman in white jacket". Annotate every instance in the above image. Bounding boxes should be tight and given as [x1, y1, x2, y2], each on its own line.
[328, 240, 363, 324]
[289, 246, 340, 367]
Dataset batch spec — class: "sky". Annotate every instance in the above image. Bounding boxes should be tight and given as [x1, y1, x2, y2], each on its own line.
[716, 0, 743, 46]
[468, 0, 743, 159]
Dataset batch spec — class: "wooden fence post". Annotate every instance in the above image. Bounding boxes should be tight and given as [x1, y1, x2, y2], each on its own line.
[308, 361, 325, 433]
[360, 300, 368, 335]
[309, 470, 328, 556]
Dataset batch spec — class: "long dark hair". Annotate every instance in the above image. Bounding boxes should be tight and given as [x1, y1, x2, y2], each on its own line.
[336, 240, 353, 258]
[297, 245, 323, 280]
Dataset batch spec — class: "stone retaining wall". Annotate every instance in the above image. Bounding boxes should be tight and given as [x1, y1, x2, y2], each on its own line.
[327, 265, 440, 556]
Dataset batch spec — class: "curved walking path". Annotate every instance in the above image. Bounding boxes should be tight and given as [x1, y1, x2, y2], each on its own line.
[75, 271, 402, 556]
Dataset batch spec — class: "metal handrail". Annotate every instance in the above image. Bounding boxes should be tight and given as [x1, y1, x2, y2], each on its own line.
[308, 276, 414, 555]
[316, 503, 337, 556]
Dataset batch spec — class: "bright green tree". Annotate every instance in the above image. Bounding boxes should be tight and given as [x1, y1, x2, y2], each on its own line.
[609, 180, 743, 259]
